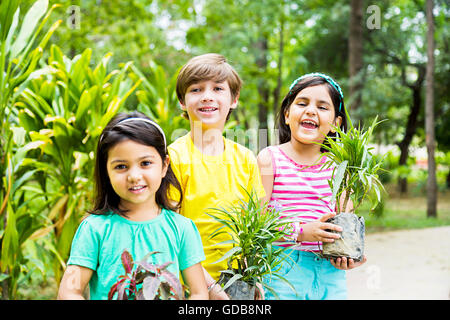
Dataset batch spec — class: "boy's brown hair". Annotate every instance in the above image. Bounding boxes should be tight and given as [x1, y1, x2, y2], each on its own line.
[176, 53, 242, 109]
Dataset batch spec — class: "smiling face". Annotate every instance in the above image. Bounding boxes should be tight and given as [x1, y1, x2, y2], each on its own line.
[180, 79, 238, 131]
[284, 84, 342, 147]
[106, 139, 169, 212]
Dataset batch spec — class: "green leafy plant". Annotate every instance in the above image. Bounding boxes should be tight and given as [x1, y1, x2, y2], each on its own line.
[130, 61, 189, 144]
[14, 44, 141, 285]
[108, 250, 184, 300]
[321, 113, 387, 214]
[206, 188, 296, 299]
[319, 111, 388, 261]
[0, 0, 60, 299]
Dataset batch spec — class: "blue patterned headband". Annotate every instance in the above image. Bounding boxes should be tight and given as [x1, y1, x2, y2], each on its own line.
[100, 117, 167, 148]
[289, 72, 344, 112]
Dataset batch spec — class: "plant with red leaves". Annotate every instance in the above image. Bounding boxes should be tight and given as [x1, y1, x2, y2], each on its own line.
[108, 250, 184, 300]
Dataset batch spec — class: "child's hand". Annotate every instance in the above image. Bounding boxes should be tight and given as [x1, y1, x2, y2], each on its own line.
[254, 282, 265, 300]
[299, 212, 343, 243]
[208, 283, 230, 300]
[329, 255, 367, 270]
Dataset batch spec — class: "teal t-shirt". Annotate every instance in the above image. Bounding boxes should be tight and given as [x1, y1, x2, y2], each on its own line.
[67, 208, 205, 300]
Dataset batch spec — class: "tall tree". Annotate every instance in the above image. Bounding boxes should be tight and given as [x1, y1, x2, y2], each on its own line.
[183, 0, 301, 134]
[21, 0, 187, 75]
[365, 0, 427, 194]
[397, 64, 426, 194]
[425, 0, 437, 217]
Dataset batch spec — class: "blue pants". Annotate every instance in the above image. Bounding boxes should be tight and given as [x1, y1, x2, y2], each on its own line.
[263, 249, 347, 300]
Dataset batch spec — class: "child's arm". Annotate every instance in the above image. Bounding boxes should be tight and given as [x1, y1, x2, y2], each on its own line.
[297, 212, 343, 243]
[57, 265, 93, 300]
[201, 266, 229, 300]
[298, 185, 355, 243]
[256, 148, 274, 204]
[181, 263, 209, 300]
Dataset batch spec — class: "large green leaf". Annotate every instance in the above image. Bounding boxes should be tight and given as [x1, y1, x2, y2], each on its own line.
[75, 85, 98, 124]
[331, 160, 348, 212]
[1, 202, 19, 273]
[4, 5, 20, 54]
[10, 0, 48, 57]
[0, 0, 20, 41]
[220, 273, 243, 292]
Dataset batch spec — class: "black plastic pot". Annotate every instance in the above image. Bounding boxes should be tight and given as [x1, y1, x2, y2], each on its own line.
[322, 212, 365, 262]
[218, 272, 256, 300]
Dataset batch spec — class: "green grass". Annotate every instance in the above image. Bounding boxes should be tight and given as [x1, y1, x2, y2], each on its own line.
[358, 184, 450, 233]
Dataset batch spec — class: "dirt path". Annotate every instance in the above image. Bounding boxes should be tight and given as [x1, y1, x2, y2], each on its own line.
[346, 226, 450, 300]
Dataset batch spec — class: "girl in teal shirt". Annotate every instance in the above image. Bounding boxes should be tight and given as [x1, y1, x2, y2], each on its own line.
[57, 112, 208, 300]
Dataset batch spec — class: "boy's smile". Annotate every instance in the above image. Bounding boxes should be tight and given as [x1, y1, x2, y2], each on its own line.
[181, 79, 238, 130]
[198, 106, 218, 114]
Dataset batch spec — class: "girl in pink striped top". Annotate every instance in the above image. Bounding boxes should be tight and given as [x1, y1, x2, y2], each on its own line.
[258, 73, 366, 300]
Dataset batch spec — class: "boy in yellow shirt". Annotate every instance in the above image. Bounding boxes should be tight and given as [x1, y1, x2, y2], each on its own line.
[168, 53, 265, 299]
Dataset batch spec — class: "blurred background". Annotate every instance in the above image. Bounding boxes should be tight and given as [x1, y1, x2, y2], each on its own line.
[0, 0, 448, 299]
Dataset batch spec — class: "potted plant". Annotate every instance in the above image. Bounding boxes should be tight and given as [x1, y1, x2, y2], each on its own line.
[207, 188, 296, 300]
[319, 114, 386, 262]
[108, 250, 185, 300]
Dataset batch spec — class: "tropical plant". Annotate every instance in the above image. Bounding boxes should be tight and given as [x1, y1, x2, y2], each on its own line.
[14, 44, 141, 285]
[320, 113, 387, 215]
[108, 250, 184, 300]
[319, 111, 387, 261]
[206, 188, 296, 299]
[130, 61, 189, 144]
[0, 0, 61, 299]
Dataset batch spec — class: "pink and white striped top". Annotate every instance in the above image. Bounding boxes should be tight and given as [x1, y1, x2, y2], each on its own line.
[267, 146, 335, 252]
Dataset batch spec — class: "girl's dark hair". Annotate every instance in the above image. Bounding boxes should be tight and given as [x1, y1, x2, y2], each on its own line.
[276, 75, 348, 151]
[90, 111, 182, 216]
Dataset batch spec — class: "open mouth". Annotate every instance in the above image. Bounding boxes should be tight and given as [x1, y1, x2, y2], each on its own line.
[129, 185, 147, 193]
[198, 106, 218, 113]
[300, 120, 318, 129]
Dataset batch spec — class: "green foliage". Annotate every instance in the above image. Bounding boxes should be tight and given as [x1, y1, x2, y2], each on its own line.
[130, 61, 188, 143]
[14, 44, 140, 285]
[0, 0, 60, 299]
[206, 188, 296, 298]
[359, 189, 450, 231]
[320, 112, 387, 214]
[108, 250, 184, 300]
[0, 0, 448, 300]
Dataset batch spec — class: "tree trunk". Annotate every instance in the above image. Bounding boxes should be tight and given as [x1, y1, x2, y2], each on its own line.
[255, 36, 269, 151]
[425, 0, 437, 218]
[273, 19, 284, 125]
[397, 82, 423, 194]
[272, 18, 284, 146]
[446, 169, 450, 189]
[348, 0, 364, 114]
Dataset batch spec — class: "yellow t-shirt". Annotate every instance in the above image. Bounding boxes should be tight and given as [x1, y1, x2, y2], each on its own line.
[168, 134, 265, 280]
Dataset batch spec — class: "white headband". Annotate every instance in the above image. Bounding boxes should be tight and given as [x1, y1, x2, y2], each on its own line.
[101, 117, 167, 148]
